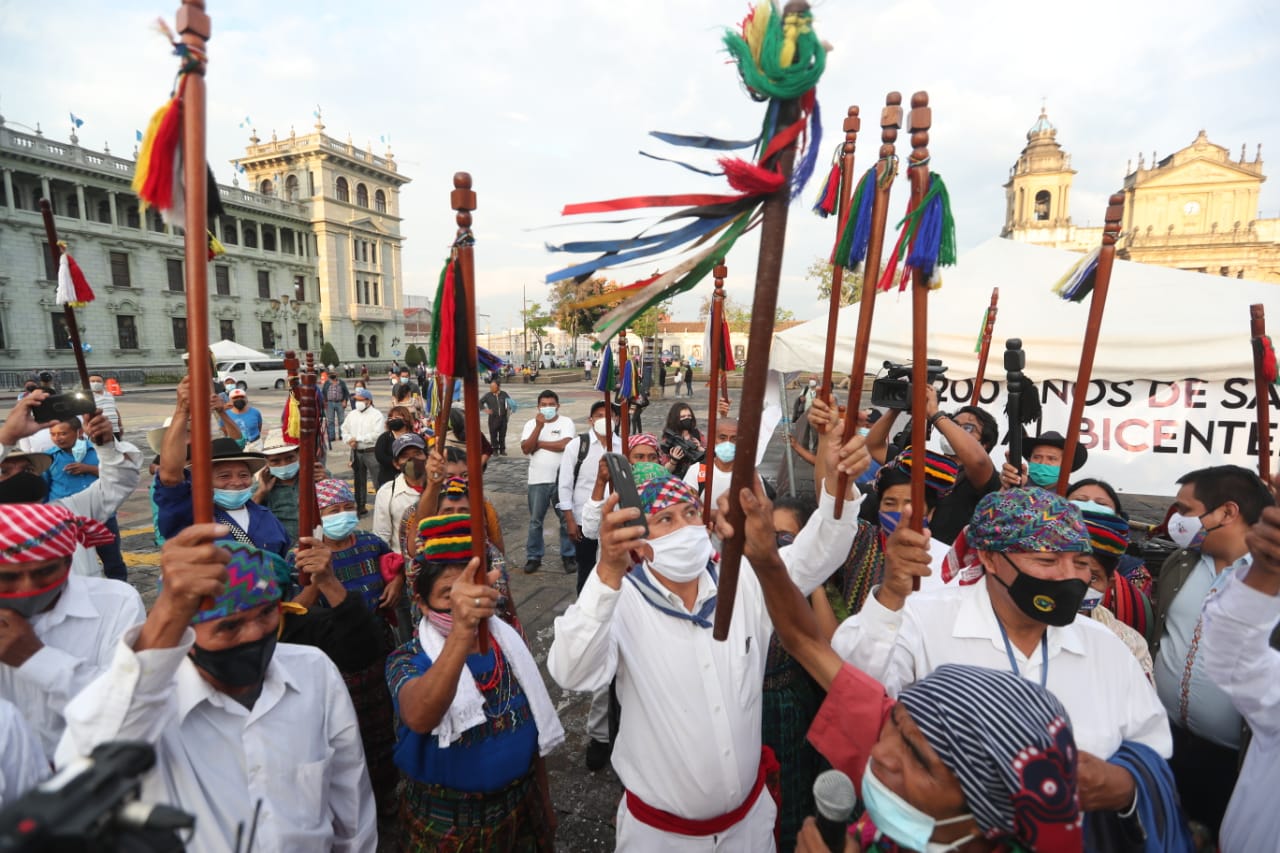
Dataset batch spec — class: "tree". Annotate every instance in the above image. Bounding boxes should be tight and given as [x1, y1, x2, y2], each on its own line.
[697, 294, 794, 332]
[549, 277, 615, 339]
[628, 300, 671, 340]
[806, 255, 863, 306]
[403, 344, 423, 367]
[521, 302, 552, 363]
[320, 341, 341, 368]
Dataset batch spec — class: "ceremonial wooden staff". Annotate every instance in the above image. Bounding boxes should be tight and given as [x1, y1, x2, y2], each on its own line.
[702, 261, 728, 526]
[1054, 193, 1124, 495]
[1250, 304, 1272, 482]
[432, 369, 452, 452]
[714, 0, 809, 640]
[833, 92, 903, 518]
[819, 107, 861, 402]
[38, 203, 92, 391]
[176, 0, 214, 523]
[618, 329, 631, 450]
[452, 173, 490, 654]
[971, 288, 999, 406]
[299, 354, 320, 543]
[905, 94, 933, 563]
[601, 341, 614, 446]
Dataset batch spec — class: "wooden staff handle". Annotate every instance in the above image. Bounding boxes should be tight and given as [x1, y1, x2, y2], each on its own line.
[703, 262, 728, 526]
[820, 106, 861, 402]
[906, 93, 932, 560]
[1055, 193, 1124, 495]
[299, 353, 319, 543]
[833, 92, 902, 519]
[602, 344, 613, 446]
[1251, 304, 1271, 483]
[714, 2, 808, 641]
[38, 202, 92, 392]
[970, 288, 999, 406]
[177, 0, 213, 525]
[452, 172, 490, 655]
[619, 330, 631, 451]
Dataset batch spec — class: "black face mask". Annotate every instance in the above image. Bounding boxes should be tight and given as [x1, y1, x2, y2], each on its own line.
[386, 419, 406, 431]
[0, 472, 49, 504]
[190, 633, 278, 688]
[992, 554, 1087, 627]
[232, 400, 247, 410]
[678, 417, 696, 431]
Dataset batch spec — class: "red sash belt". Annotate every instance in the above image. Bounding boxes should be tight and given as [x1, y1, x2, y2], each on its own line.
[624, 746, 780, 837]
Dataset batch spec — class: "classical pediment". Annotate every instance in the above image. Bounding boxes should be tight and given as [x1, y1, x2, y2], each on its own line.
[1136, 157, 1265, 189]
[347, 216, 390, 235]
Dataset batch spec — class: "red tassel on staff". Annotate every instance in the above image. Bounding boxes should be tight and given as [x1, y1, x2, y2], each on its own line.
[718, 157, 786, 195]
[436, 260, 459, 376]
[56, 245, 96, 307]
[813, 160, 841, 217]
[720, 316, 736, 372]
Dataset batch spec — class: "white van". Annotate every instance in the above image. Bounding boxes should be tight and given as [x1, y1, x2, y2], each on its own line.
[216, 359, 290, 391]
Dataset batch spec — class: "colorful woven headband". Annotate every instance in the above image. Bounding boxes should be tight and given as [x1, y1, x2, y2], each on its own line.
[440, 476, 469, 500]
[315, 478, 354, 510]
[639, 475, 701, 517]
[1079, 508, 1128, 560]
[188, 542, 286, 625]
[417, 513, 471, 563]
[631, 461, 670, 486]
[887, 447, 960, 497]
[0, 504, 114, 563]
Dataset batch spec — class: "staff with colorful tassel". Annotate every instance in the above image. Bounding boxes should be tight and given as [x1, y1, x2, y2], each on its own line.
[1053, 193, 1125, 496]
[595, 340, 615, 443]
[38, 202, 95, 391]
[617, 329, 631, 450]
[971, 287, 999, 406]
[702, 261, 729, 526]
[813, 106, 860, 402]
[1249, 304, 1274, 482]
[832, 92, 903, 518]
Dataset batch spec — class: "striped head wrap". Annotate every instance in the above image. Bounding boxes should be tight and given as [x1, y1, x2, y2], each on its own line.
[629, 433, 662, 456]
[884, 446, 960, 498]
[898, 664, 1083, 850]
[1078, 508, 1128, 570]
[639, 475, 701, 516]
[315, 478, 354, 510]
[440, 476, 469, 501]
[417, 513, 471, 563]
[188, 542, 286, 625]
[942, 489, 1090, 584]
[0, 504, 113, 563]
[631, 462, 670, 486]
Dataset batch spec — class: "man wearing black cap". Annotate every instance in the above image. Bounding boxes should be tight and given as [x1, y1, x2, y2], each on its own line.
[372, 432, 428, 558]
[153, 380, 290, 557]
[1000, 429, 1089, 490]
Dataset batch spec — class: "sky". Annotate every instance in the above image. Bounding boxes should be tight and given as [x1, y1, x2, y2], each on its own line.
[2, 0, 1278, 336]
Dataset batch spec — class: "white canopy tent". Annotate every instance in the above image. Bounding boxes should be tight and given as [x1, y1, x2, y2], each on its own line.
[209, 340, 272, 362]
[765, 238, 1280, 494]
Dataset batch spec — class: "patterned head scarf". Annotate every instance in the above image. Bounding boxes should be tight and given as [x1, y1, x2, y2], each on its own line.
[188, 542, 286, 625]
[884, 447, 960, 498]
[315, 478, 355, 511]
[439, 476, 469, 502]
[631, 462, 670, 486]
[898, 664, 1083, 850]
[0, 504, 114, 563]
[1079, 508, 1128, 571]
[629, 433, 663, 460]
[416, 513, 471, 563]
[638, 475, 702, 516]
[942, 488, 1090, 584]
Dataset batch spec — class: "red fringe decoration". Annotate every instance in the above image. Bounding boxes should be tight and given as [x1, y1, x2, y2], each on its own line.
[139, 81, 186, 212]
[63, 252, 95, 303]
[721, 317, 736, 372]
[718, 157, 786, 195]
[814, 161, 840, 218]
[437, 259, 458, 376]
[1262, 335, 1277, 384]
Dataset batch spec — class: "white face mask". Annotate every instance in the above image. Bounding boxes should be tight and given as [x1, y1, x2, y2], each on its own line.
[1079, 586, 1105, 612]
[938, 435, 956, 457]
[89, 381, 104, 393]
[646, 523, 713, 582]
[1167, 512, 1205, 550]
[592, 418, 609, 437]
[356, 401, 369, 411]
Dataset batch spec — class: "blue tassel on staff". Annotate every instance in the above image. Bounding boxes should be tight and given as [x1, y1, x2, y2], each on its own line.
[843, 167, 877, 269]
[1051, 247, 1100, 303]
[904, 174, 956, 285]
[791, 98, 823, 200]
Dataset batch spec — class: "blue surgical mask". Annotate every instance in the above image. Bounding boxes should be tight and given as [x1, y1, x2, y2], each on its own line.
[857, 427, 871, 437]
[862, 759, 973, 852]
[269, 461, 300, 480]
[714, 442, 736, 464]
[878, 510, 928, 535]
[540, 406, 558, 419]
[1070, 499, 1114, 516]
[70, 437, 90, 463]
[321, 511, 359, 540]
[213, 486, 255, 510]
[1027, 462, 1060, 488]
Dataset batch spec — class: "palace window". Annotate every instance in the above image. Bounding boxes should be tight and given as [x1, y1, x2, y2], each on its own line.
[336, 177, 350, 203]
[116, 315, 139, 350]
[297, 323, 309, 351]
[243, 227, 258, 249]
[368, 334, 379, 358]
[41, 242, 56, 280]
[285, 174, 299, 201]
[257, 270, 271, 299]
[220, 319, 236, 341]
[294, 275, 307, 302]
[215, 265, 231, 296]
[166, 259, 184, 292]
[356, 334, 366, 358]
[1034, 190, 1051, 221]
[109, 252, 131, 288]
[259, 179, 274, 196]
[51, 314, 71, 349]
[375, 189, 386, 213]
[261, 322, 276, 351]
[171, 317, 188, 351]
[356, 183, 369, 208]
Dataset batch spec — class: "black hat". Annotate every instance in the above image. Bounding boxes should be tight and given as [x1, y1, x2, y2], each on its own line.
[187, 436, 267, 473]
[1026, 431, 1087, 472]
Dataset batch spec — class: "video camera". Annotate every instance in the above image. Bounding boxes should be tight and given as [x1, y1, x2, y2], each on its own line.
[661, 430, 705, 465]
[870, 359, 948, 410]
[0, 742, 193, 852]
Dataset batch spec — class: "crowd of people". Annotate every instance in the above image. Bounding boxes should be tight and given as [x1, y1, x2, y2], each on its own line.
[1, 362, 1279, 853]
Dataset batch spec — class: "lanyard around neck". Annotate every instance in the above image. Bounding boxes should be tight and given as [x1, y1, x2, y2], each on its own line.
[992, 602, 1048, 688]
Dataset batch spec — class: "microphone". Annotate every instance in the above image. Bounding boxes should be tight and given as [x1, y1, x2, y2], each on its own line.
[813, 769, 857, 852]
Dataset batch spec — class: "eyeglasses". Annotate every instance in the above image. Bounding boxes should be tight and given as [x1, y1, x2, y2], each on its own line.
[957, 422, 980, 435]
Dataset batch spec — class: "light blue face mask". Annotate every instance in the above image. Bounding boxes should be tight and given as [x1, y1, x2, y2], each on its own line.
[269, 461, 300, 480]
[862, 759, 973, 852]
[539, 406, 558, 419]
[1027, 462, 1060, 488]
[1070, 498, 1114, 516]
[71, 437, 90, 463]
[321, 510, 359, 540]
[878, 510, 929, 536]
[714, 441, 736, 464]
[213, 486, 254, 510]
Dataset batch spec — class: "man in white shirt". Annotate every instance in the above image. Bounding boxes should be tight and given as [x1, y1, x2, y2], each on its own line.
[833, 488, 1171, 822]
[341, 387, 383, 516]
[0, 698, 45, 808]
[520, 389, 576, 574]
[1202, 496, 1280, 853]
[0, 504, 145, 762]
[1151, 464, 1274, 838]
[683, 418, 755, 522]
[372, 433, 428, 557]
[56, 526, 377, 853]
[548, 425, 867, 851]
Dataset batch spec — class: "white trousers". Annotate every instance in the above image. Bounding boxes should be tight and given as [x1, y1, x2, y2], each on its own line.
[614, 786, 776, 852]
